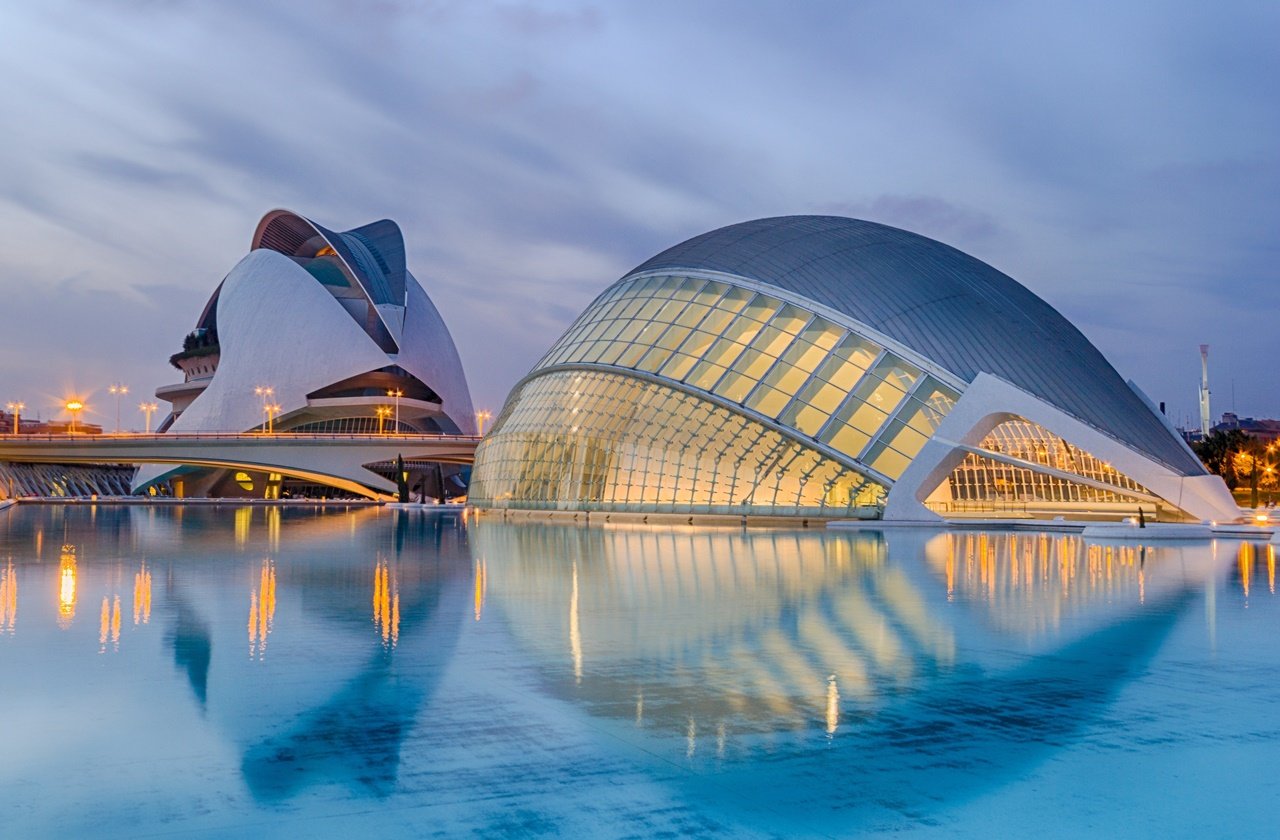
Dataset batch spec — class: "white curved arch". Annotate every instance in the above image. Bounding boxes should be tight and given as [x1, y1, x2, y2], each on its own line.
[882, 373, 1239, 523]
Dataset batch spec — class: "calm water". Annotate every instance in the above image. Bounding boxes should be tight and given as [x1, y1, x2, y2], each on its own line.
[0, 505, 1277, 838]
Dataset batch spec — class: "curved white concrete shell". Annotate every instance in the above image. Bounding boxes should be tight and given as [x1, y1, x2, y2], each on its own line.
[136, 210, 475, 498]
[471, 216, 1235, 523]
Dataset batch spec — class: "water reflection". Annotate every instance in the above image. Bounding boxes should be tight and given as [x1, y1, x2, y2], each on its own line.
[57, 545, 77, 628]
[1, 505, 1274, 835]
[248, 558, 277, 659]
[1, 560, 15, 633]
[471, 521, 1236, 825]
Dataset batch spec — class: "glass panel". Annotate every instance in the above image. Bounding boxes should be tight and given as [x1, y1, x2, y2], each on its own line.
[749, 325, 793, 359]
[659, 352, 698, 381]
[686, 360, 728, 391]
[675, 302, 711, 328]
[787, 404, 830, 438]
[728, 347, 774, 380]
[717, 287, 755, 314]
[714, 371, 756, 403]
[771, 304, 810, 335]
[703, 336, 749, 369]
[761, 362, 813, 396]
[744, 386, 791, 419]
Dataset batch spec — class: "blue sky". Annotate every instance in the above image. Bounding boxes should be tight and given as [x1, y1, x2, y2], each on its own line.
[0, 1, 1276, 429]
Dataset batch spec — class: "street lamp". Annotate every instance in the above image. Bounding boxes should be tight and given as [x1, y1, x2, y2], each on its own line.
[263, 403, 281, 435]
[386, 389, 403, 431]
[65, 399, 85, 435]
[138, 401, 159, 434]
[475, 409, 492, 436]
[108, 383, 128, 433]
[375, 406, 392, 435]
[5, 401, 23, 435]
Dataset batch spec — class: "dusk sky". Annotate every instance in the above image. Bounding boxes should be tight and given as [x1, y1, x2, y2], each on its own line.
[1, 1, 1277, 430]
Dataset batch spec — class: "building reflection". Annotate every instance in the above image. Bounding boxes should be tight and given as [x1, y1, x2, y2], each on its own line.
[471, 521, 1223, 758]
[1230, 541, 1280, 601]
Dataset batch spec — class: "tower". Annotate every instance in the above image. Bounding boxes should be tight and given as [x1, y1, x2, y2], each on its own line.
[1199, 344, 1211, 437]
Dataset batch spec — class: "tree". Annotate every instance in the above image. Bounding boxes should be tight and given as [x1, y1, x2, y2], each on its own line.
[1192, 429, 1249, 488]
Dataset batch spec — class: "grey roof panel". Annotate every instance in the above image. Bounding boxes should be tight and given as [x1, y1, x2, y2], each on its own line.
[629, 216, 1203, 475]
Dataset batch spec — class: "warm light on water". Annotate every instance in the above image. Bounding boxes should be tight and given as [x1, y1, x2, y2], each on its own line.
[0, 505, 1277, 836]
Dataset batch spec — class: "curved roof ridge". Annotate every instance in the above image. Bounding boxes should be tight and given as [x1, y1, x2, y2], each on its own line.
[627, 215, 1202, 475]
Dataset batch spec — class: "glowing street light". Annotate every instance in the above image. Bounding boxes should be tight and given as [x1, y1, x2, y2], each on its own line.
[138, 401, 159, 434]
[475, 409, 492, 436]
[108, 383, 129, 433]
[5, 401, 23, 434]
[375, 405, 393, 435]
[264, 403, 281, 435]
[65, 399, 85, 435]
[386, 389, 403, 431]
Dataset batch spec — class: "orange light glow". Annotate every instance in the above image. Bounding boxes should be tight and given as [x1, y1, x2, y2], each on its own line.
[133, 562, 152, 625]
[1, 561, 16, 633]
[248, 558, 277, 659]
[57, 546, 77, 628]
[474, 558, 487, 621]
[373, 556, 400, 648]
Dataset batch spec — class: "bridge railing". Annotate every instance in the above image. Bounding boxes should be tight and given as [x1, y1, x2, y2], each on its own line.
[0, 432, 483, 443]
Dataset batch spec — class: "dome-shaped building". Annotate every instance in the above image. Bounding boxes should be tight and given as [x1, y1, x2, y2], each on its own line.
[470, 216, 1235, 522]
[135, 209, 475, 499]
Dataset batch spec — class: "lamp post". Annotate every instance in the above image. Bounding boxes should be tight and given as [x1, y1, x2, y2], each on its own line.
[386, 389, 403, 432]
[475, 409, 492, 436]
[376, 406, 392, 435]
[65, 399, 84, 435]
[5, 401, 23, 434]
[139, 401, 158, 434]
[266, 403, 280, 435]
[108, 384, 128, 433]
[254, 386, 274, 433]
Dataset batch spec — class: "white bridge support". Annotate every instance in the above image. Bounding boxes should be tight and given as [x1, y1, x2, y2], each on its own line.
[882, 373, 1239, 524]
[0, 433, 479, 500]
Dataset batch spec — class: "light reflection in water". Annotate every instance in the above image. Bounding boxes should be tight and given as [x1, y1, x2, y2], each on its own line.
[1, 561, 16, 633]
[235, 507, 251, 548]
[1239, 542, 1254, 600]
[56, 545, 76, 628]
[373, 555, 400, 648]
[248, 558, 277, 659]
[473, 557, 487, 621]
[98, 595, 121, 652]
[569, 561, 582, 684]
[474, 522, 1231, 756]
[133, 562, 152, 625]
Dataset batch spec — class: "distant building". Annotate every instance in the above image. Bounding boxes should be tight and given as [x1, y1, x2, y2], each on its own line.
[1213, 412, 1280, 443]
[132, 209, 476, 499]
[471, 215, 1237, 523]
[0, 411, 102, 435]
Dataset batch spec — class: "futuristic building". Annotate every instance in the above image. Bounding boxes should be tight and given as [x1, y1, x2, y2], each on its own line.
[470, 216, 1237, 522]
[135, 210, 475, 499]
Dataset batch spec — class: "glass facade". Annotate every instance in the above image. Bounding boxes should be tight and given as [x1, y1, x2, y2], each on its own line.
[532, 273, 960, 481]
[941, 418, 1162, 511]
[469, 370, 884, 516]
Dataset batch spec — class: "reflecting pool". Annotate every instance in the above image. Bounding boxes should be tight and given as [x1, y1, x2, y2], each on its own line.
[1, 505, 1277, 837]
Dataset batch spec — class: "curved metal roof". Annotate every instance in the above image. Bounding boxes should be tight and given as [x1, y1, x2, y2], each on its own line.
[629, 215, 1202, 475]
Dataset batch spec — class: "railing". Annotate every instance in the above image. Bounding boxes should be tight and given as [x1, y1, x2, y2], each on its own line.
[0, 432, 482, 443]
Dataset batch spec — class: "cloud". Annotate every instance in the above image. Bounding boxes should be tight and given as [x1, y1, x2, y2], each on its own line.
[0, 0, 1276, 423]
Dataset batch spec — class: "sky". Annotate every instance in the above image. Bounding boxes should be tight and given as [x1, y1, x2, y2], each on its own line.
[0, 0, 1277, 431]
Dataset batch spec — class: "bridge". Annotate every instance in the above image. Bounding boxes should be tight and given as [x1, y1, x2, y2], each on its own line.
[0, 432, 481, 500]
